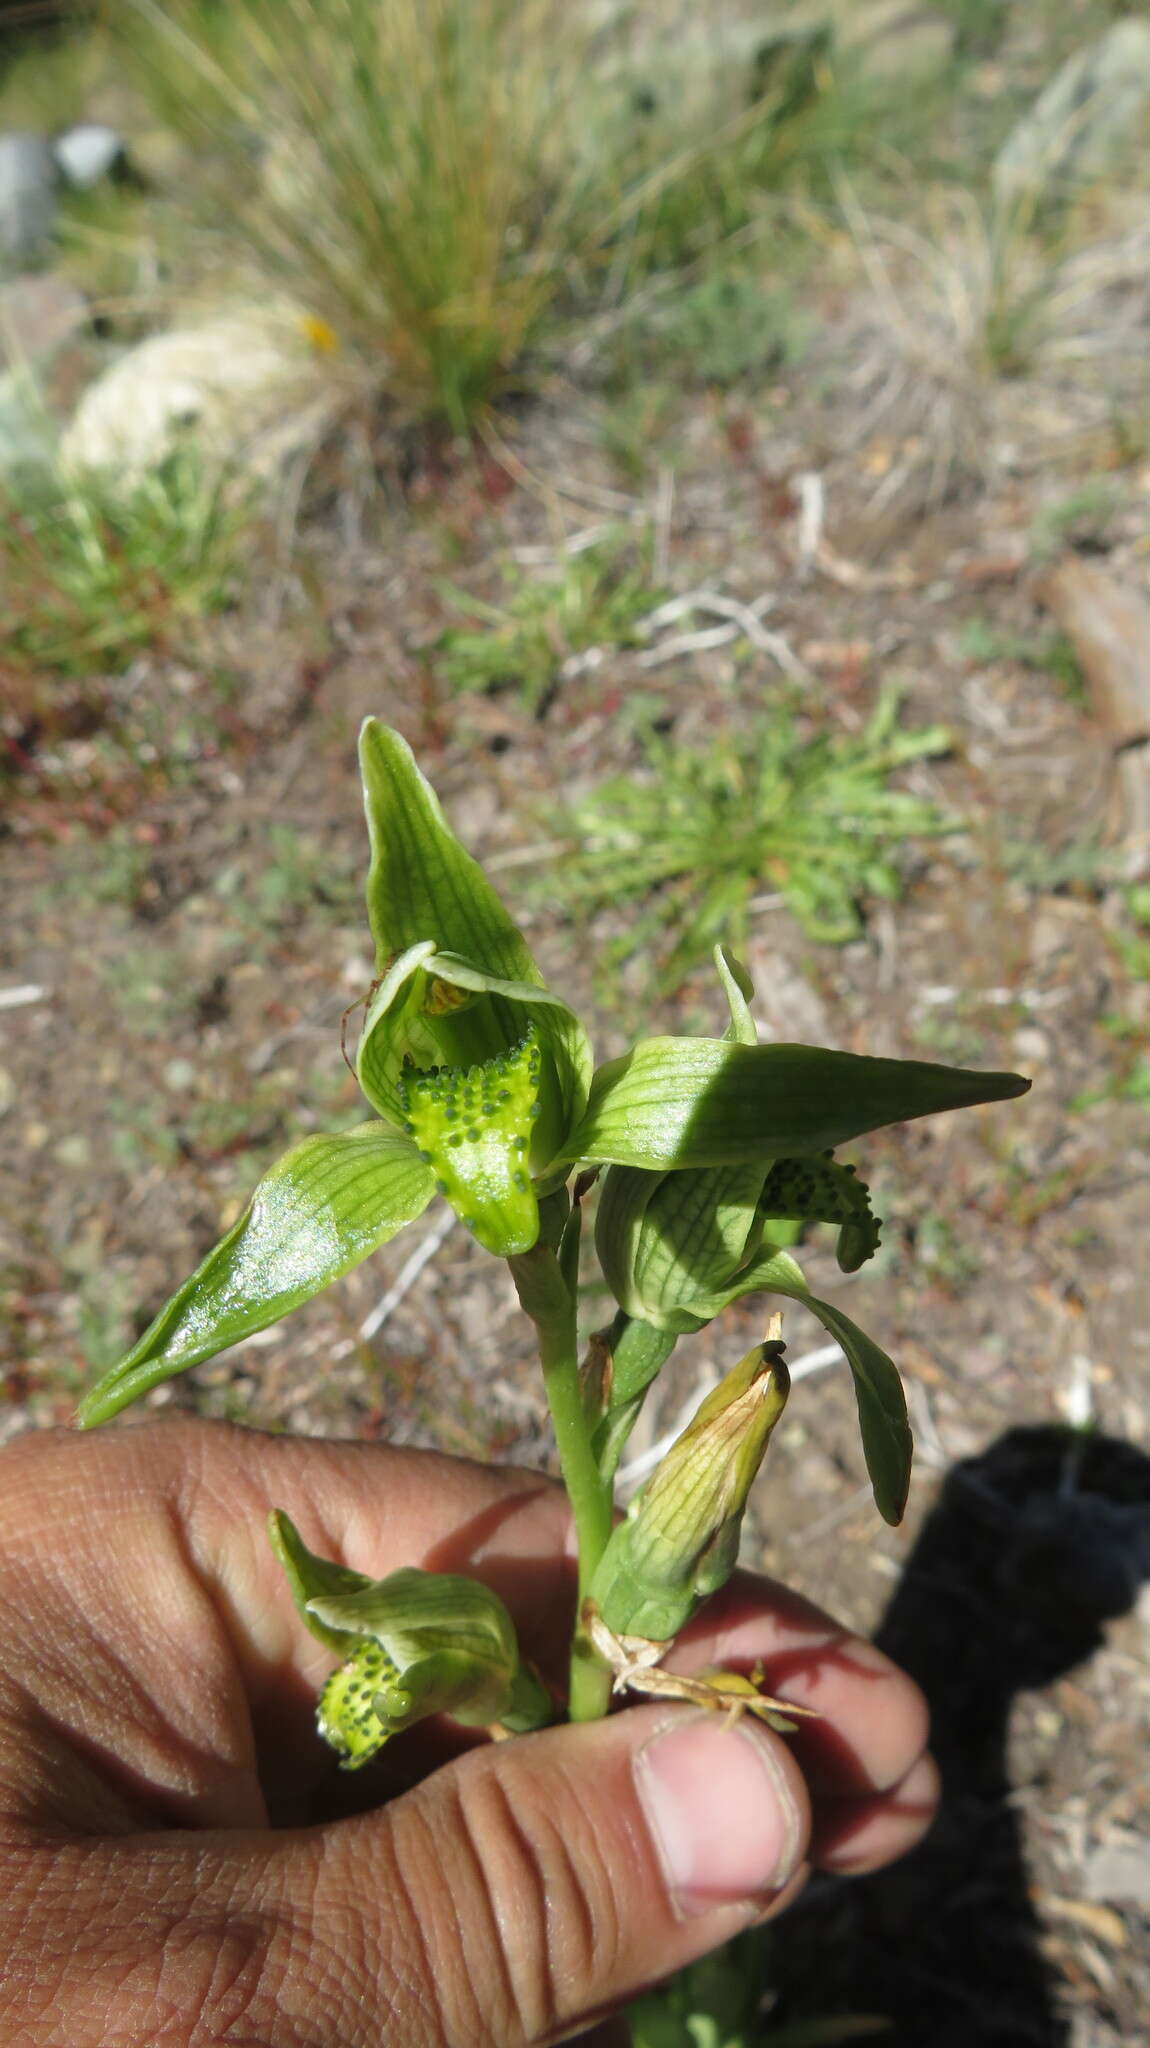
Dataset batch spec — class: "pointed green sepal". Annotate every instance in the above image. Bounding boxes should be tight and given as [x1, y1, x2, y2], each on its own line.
[399, 1027, 542, 1255]
[360, 717, 543, 983]
[75, 1124, 436, 1426]
[558, 1038, 1030, 1173]
[714, 944, 758, 1046]
[268, 1507, 376, 1655]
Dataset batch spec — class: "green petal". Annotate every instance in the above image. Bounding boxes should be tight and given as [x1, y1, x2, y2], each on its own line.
[559, 1038, 1030, 1172]
[730, 1248, 912, 1525]
[75, 1125, 436, 1426]
[355, 941, 441, 1124]
[400, 1030, 541, 1255]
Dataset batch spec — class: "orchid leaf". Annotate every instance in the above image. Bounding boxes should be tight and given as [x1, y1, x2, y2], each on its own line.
[560, 1038, 1029, 1172]
[75, 1125, 436, 1426]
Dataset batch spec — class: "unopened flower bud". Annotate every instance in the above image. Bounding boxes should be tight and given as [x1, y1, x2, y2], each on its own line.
[590, 1332, 790, 1643]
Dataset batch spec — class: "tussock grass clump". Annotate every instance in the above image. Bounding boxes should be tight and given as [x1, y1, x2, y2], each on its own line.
[125, 0, 596, 430]
[122, 0, 879, 432]
[541, 690, 955, 998]
[840, 176, 1150, 503]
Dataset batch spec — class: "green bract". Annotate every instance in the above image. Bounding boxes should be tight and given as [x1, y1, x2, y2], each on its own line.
[591, 1338, 791, 1643]
[74, 1124, 437, 1427]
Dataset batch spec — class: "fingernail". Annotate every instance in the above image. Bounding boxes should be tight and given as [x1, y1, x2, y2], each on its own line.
[634, 1713, 804, 1917]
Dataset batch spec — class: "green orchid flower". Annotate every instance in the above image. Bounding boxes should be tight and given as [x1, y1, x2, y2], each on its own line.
[270, 1510, 552, 1769]
[583, 947, 991, 1523]
[76, 721, 595, 1426]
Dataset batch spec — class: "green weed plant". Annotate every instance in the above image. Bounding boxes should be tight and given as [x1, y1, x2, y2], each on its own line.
[1, 450, 250, 676]
[544, 690, 954, 997]
[436, 533, 662, 713]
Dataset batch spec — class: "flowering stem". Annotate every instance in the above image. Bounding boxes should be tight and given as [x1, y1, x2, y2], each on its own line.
[508, 1244, 614, 1721]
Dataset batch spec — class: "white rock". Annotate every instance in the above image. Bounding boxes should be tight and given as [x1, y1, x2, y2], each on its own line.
[61, 312, 339, 482]
[53, 123, 124, 190]
[995, 22, 1150, 199]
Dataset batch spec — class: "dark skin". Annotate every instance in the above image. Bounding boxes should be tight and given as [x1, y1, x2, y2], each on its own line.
[0, 1418, 938, 2046]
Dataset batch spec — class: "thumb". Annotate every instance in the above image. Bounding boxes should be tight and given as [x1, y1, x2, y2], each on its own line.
[308, 1701, 810, 2046]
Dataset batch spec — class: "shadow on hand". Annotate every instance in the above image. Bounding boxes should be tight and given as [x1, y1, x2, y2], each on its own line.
[769, 1424, 1150, 2047]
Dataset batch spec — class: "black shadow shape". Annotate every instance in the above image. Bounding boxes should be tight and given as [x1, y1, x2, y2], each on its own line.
[768, 1424, 1150, 2047]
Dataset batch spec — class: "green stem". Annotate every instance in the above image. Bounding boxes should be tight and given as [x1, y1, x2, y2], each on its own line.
[508, 1244, 614, 1721]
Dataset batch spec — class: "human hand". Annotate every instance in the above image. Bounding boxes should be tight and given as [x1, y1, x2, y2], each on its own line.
[0, 1418, 937, 2046]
